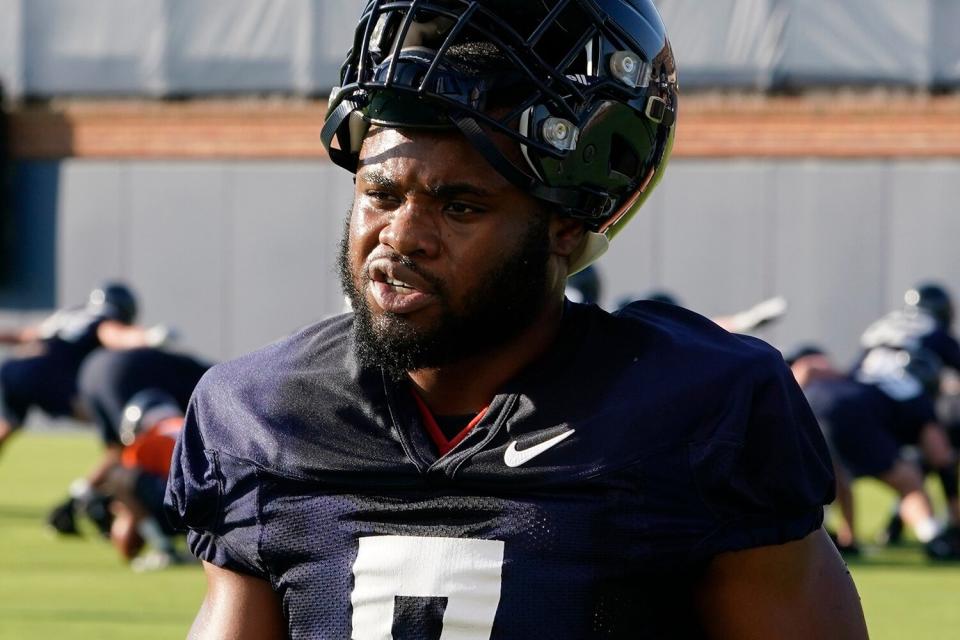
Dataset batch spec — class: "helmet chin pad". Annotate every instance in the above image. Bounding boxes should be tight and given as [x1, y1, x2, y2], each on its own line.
[568, 231, 610, 276]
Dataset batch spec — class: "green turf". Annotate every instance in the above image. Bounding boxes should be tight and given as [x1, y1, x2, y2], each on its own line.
[827, 478, 960, 639]
[0, 431, 204, 639]
[2, 432, 960, 638]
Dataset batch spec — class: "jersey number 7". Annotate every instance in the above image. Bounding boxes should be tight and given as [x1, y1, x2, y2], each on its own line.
[351, 535, 506, 639]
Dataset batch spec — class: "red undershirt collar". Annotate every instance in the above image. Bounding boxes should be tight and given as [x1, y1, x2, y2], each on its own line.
[410, 389, 489, 457]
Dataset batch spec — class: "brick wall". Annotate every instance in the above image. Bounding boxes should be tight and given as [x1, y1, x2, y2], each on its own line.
[10, 95, 960, 160]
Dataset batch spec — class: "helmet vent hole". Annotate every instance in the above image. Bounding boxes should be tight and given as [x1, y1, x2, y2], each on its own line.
[530, 4, 593, 75]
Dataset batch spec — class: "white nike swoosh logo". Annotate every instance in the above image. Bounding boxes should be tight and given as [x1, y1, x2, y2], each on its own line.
[503, 429, 575, 468]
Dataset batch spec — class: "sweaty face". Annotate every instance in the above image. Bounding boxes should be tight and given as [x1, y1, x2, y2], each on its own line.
[337, 127, 553, 379]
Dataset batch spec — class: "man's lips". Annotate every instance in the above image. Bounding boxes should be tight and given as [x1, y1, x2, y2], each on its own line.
[367, 259, 437, 314]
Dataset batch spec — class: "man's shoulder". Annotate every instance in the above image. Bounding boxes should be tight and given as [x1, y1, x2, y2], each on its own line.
[502, 302, 792, 468]
[189, 313, 360, 447]
[602, 300, 784, 379]
[184, 313, 397, 476]
[40, 306, 101, 342]
[862, 309, 936, 346]
[195, 313, 355, 398]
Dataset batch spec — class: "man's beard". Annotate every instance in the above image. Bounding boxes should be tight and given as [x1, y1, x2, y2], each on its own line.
[337, 214, 552, 381]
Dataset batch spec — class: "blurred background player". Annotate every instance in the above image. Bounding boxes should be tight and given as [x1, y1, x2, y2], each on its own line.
[0, 282, 171, 453]
[856, 283, 960, 399]
[47, 345, 210, 536]
[938, 373, 960, 449]
[853, 283, 960, 541]
[788, 346, 960, 559]
[77, 345, 210, 447]
[59, 389, 190, 571]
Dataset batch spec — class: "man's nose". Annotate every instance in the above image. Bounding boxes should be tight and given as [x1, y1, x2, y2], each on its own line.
[378, 202, 442, 258]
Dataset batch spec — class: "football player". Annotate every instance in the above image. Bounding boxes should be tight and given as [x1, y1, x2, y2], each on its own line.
[77, 345, 211, 447]
[787, 346, 959, 559]
[166, 2, 867, 638]
[46, 345, 210, 536]
[69, 389, 191, 570]
[0, 282, 172, 453]
[853, 283, 960, 529]
[938, 372, 960, 448]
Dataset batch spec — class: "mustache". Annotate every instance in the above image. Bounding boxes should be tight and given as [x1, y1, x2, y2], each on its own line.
[364, 251, 447, 297]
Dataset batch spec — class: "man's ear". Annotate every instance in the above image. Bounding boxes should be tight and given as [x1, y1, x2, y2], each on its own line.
[550, 216, 587, 259]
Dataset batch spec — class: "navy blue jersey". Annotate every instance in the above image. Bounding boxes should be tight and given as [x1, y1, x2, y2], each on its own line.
[37, 306, 111, 361]
[0, 307, 112, 424]
[166, 302, 833, 639]
[803, 377, 907, 478]
[77, 347, 212, 444]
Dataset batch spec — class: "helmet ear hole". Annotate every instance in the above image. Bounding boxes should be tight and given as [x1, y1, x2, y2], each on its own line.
[609, 133, 640, 180]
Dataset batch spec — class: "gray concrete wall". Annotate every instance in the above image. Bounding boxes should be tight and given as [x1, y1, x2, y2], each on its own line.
[0, 0, 22, 98]
[2, 0, 959, 97]
[597, 159, 960, 366]
[50, 160, 353, 362]
[3, 158, 958, 369]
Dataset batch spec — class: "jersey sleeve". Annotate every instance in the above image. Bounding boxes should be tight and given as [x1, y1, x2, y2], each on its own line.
[164, 380, 270, 580]
[927, 330, 960, 372]
[688, 342, 835, 560]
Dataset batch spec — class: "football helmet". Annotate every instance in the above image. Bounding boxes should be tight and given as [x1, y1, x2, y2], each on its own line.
[119, 388, 181, 446]
[322, 0, 678, 272]
[782, 344, 826, 368]
[905, 282, 953, 329]
[87, 282, 138, 324]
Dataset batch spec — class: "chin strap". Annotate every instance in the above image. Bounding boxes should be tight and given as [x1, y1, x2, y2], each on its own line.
[321, 98, 362, 172]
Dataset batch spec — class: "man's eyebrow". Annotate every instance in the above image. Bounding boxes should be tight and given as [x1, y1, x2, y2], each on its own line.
[357, 170, 398, 190]
[427, 182, 492, 199]
[358, 170, 492, 199]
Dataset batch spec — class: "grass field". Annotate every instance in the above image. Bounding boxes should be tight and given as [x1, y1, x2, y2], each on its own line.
[2, 432, 960, 638]
[0, 432, 203, 639]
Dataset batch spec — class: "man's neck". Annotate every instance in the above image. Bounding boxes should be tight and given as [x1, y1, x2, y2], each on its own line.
[407, 299, 565, 416]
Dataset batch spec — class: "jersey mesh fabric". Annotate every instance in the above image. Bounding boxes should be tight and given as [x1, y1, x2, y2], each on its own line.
[166, 302, 833, 639]
[250, 469, 710, 638]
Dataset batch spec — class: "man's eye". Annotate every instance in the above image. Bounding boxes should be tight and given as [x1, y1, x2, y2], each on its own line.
[366, 191, 399, 204]
[445, 202, 483, 216]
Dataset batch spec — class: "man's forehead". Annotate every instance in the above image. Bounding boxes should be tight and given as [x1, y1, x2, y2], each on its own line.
[356, 126, 514, 190]
[358, 124, 527, 175]
[359, 125, 461, 158]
